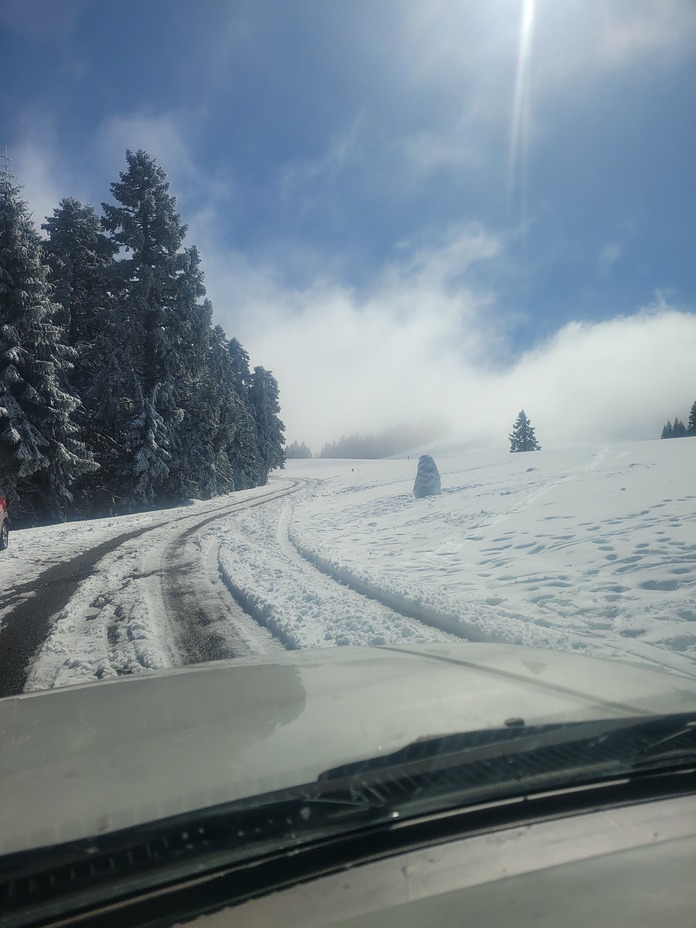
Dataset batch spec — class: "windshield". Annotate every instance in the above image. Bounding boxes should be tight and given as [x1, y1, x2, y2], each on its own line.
[1, 0, 695, 891]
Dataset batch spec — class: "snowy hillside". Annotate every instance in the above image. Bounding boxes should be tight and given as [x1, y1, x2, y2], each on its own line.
[287, 440, 696, 675]
[3, 438, 695, 691]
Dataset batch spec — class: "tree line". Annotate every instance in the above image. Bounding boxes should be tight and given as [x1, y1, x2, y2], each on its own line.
[660, 400, 696, 439]
[285, 440, 313, 459]
[0, 149, 285, 526]
[318, 423, 443, 459]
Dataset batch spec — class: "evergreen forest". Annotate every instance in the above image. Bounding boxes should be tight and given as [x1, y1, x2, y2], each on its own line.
[660, 400, 696, 439]
[0, 150, 285, 526]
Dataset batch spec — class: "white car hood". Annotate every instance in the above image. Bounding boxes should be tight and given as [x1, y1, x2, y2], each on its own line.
[1, 643, 695, 856]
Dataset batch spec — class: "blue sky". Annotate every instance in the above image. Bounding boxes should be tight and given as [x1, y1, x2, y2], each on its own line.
[2, 0, 696, 449]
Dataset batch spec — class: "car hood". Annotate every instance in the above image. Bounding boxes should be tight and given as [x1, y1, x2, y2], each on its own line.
[1, 643, 696, 856]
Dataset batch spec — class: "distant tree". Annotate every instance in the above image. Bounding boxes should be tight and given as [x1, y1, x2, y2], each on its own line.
[318, 423, 443, 459]
[509, 410, 541, 452]
[0, 169, 96, 522]
[286, 440, 312, 459]
[688, 401, 696, 436]
[661, 420, 674, 439]
[672, 417, 687, 438]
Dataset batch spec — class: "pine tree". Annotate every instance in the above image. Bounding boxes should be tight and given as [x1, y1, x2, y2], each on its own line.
[83, 351, 141, 508]
[159, 248, 217, 500]
[198, 325, 240, 497]
[249, 366, 286, 482]
[0, 169, 96, 522]
[42, 198, 116, 382]
[101, 150, 206, 506]
[286, 440, 312, 459]
[124, 383, 171, 505]
[661, 420, 674, 439]
[226, 337, 265, 488]
[509, 410, 541, 453]
[42, 198, 121, 511]
[687, 401, 696, 436]
[672, 417, 687, 438]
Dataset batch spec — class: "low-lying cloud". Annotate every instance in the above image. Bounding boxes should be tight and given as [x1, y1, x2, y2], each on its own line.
[200, 228, 696, 453]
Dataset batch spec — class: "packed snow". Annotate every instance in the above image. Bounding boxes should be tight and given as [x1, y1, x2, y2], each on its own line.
[2, 438, 695, 691]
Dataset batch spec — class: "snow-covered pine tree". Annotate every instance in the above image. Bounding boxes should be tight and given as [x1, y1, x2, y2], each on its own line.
[83, 351, 141, 509]
[509, 410, 541, 452]
[687, 401, 696, 436]
[124, 383, 171, 506]
[0, 169, 96, 522]
[42, 198, 120, 511]
[42, 198, 116, 386]
[196, 325, 240, 497]
[225, 337, 265, 488]
[101, 149, 208, 506]
[249, 366, 286, 483]
[158, 247, 218, 500]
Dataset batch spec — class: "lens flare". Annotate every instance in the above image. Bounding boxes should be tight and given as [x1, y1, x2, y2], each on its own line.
[508, 0, 536, 214]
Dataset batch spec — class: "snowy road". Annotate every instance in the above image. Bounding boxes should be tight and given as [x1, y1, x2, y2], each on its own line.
[1, 482, 305, 694]
[2, 474, 457, 695]
[1, 438, 695, 694]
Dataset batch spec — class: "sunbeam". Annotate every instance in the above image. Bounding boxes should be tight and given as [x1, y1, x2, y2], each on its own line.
[508, 0, 536, 213]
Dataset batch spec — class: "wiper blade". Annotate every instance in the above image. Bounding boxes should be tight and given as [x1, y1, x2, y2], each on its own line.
[632, 717, 696, 767]
[319, 713, 696, 802]
[320, 720, 575, 781]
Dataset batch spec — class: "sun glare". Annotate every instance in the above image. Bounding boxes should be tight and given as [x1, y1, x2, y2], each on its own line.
[508, 0, 536, 212]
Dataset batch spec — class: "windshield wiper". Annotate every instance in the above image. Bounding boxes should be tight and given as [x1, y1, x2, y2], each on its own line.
[3, 714, 694, 928]
[318, 712, 696, 810]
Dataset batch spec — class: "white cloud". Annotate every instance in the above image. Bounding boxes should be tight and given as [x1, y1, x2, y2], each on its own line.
[11, 112, 222, 231]
[503, 303, 696, 444]
[10, 129, 87, 231]
[93, 113, 200, 198]
[201, 227, 696, 453]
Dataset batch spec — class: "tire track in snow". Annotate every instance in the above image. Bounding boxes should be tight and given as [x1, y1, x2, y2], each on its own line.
[277, 500, 474, 644]
[160, 485, 308, 660]
[204, 490, 461, 649]
[92, 479, 308, 673]
[16, 481, 303, 693]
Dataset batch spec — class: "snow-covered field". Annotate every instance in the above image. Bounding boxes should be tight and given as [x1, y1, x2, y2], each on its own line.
[3, 438, 695, 691]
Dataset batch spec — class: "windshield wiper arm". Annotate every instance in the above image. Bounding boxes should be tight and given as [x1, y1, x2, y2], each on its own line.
[319, 713, 696, 799]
